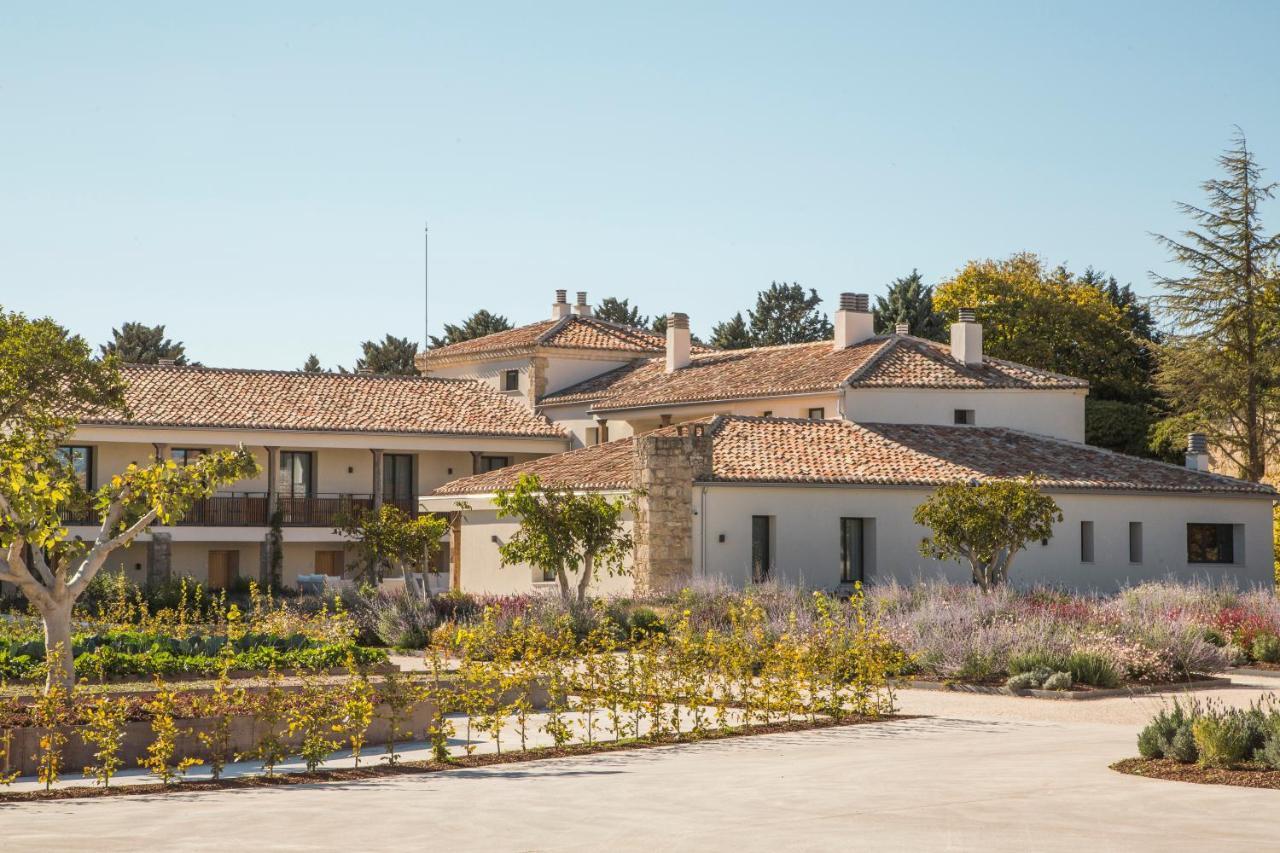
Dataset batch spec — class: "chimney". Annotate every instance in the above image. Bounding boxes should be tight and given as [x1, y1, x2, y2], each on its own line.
[572, 291, 593, 318]
[833, 293, 874, 351]
[665, 312, 691, 372]
[631, 423, 713, 593]
[551, 289, 571, 320]
[894, 322, 910, 336]
[1185, 433, 1211, 472]
[949, 308, 983, 366]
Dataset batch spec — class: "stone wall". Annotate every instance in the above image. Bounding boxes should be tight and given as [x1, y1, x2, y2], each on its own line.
[631, 424, 712, 593]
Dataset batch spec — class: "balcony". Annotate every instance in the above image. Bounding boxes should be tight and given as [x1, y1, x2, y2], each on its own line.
[61, 494, 422, 528]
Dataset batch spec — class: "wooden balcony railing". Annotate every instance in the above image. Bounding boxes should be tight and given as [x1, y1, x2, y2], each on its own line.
[61, 493, 419, 528]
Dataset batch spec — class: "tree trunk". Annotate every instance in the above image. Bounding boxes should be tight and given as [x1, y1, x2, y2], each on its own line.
[42, 596, 75, 694]
[576, 552, 595, 605]
[555, 563, 571, 603]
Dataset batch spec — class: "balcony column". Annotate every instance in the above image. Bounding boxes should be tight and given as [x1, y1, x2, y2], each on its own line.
[371, 449, 385, 509]
[595, 417, 609, 444]
[261, 445, 281, 586]
[152, 443, 170, 463]
[470, 450, 483, 475]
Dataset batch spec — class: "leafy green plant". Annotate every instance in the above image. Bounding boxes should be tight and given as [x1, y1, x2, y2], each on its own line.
[81, 695, 129, 787]
[288, 673, 343, 772]
[31, 677, 70, 791]
[140, 679, 202, 784]
[376, 669, 420, 766]
[1192, 715, 1251, 769]
[238, 666, 289, 777]
[1251, 633, 1280, 664]
[1066, 651, 1121, 689]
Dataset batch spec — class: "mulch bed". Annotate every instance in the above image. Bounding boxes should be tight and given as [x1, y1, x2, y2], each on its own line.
[1111, 757, 1280, 791]
[0, 714, 908, 803]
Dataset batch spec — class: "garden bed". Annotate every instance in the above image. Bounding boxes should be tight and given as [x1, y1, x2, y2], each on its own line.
[1111, 757, 1280, 790]
[0, 714, 903, 802]
[897, 675, 1230, 701]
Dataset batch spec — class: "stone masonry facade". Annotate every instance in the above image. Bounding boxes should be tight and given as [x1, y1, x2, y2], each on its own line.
[630, 425, 713, 593]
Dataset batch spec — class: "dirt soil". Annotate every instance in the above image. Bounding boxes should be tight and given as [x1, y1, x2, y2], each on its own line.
[1111, 757, 1280, 791]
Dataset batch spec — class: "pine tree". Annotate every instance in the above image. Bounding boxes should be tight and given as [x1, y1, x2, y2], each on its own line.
[99, 323, 189, 365]
[709, 312, 752, 350]
[650, 315, 667, 336]
[594, 297, 648, 328]
[1153, 131, 1280, 481]
[746, 282, 832, 346]
[352, 335, 419, 376]
[301, 354, 322, 373]
[429, 310, 514, 348]
[873, 270, 945, 340]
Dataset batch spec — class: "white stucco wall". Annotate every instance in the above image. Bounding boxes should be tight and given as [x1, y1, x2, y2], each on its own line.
[542, 354, 642, 395]
[452, 507, 635, 596]
[537, 402, 637, 449]
[695, 485, 1275, 591]
[843, 388, 1087, 442]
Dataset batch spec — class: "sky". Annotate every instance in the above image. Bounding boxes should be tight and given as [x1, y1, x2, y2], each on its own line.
[3, 1, 1280, 370]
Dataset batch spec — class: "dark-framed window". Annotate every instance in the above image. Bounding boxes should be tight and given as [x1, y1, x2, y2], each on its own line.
[172, 448, 206, 466]
[807, 408, 825, 420]
[57, 445, 94, 490]
[1187, 523, 1235, 564]
[279, 451, 314, 498]
[1129, 522, 1143, 564]
[840, 517, 867, 584]
[954, 409, 975, 425]
[1080, 520, 1095, 563]
[502, 369, 520, 392]
[751, 515, 772, 583]
[480, 456, 510, 473]
[762, 410, 773, 417]
[383, 453, 414, 503]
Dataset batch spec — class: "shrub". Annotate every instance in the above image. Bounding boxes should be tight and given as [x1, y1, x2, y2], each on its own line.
[1192, 715, 1250, 769]
[1007, 650, 1069, 676]
[1005, 671, 1038, 690]
[1066, 651, 1121, 688]
[1257, 728, 1280, 770]
[628, 608, 666, 641]
[1041, 671, 1073, 691]
[1250, 633, 1280, 664]
[1137, 700, 1197, 761]
[1137, 722, 1165, 759]
[1168, 725, 1199, 763]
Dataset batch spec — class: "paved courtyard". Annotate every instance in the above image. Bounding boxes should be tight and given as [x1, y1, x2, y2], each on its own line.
[3, 673, 1277, 851]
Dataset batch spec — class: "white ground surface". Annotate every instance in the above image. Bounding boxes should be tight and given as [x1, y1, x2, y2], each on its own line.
[3, 672, 1279, 851]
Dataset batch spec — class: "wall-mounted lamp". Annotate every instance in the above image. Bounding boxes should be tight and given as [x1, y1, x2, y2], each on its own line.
[347, 466, 354, 474]
[718, 533, 726, 543]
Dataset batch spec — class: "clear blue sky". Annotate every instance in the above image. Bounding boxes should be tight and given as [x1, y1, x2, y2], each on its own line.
[3, 2, 1279, 369]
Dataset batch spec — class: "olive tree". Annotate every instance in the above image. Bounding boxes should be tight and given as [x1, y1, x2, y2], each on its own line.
[492, 473, 633, 604]
[335, 503, 448, 589]
[0, 307, 258, 691]
[913, 478, 1062, 592]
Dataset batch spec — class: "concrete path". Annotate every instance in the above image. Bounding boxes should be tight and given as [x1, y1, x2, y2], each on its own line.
[4, 674, 1278, 851]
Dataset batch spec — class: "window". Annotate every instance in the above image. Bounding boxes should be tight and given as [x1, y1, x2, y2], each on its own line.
[480, 456, 510, 473]
[1080, 521, 1095, 563]
[807, 408, 825, 420]
[502, 369, 520, 392]
[1129, 522, 1143, 564]
[57, 446, 94, 490]
[279, 451, 313, 498]
[314, 550, 345, 578]
[751, 516, 772, 583]
[382, 453, 414, 504]
[171, 448, 206, 465]
[585, 427, 600, 446]
[954, 409, 975, 425]
[1187, 523, 1236, 564]
[840, 518, 867, 584]
[207, 550, 240, 590]
[762, 410, 773, 417]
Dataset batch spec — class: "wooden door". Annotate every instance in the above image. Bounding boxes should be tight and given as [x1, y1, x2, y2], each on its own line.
[314, 550, 345, 577]
[208, 550, 239, 590]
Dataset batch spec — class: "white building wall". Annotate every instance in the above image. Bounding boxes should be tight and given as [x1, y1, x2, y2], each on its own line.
[843, 388, 1087, 442]
[454, 508, 635, 596]
[696, 485, 1275, 591]
[538, 403, 637, 449]
[542, 355, 642, 395]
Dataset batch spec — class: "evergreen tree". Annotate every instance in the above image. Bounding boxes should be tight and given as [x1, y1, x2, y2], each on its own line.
[99, 322, 189, 365]
[746, 282, 832, 346]
[428, 309, 514, 348]
[301, 354, 322, 373]
[1152, 131, 1280, 481]
[594, 297, 648, 328]
[709, 312, 753, 350]
[650, 315, 667, 336]
[873, 269, 946, 340]
[352, 335, 419, 376]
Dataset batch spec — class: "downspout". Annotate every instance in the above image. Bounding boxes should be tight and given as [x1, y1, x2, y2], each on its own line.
[698, 484, 707, 579]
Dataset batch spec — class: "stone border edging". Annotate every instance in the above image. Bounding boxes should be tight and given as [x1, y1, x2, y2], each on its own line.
[893, 676, 1230, 701]
[1226, 666, 1280, 679]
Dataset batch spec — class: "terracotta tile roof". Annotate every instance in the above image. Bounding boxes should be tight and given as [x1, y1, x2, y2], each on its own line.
[82, 364, 566, 438]
[540, 335, 1086, 412]
[434, 416, 1273, 496]
[417, 316, 674, 364]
